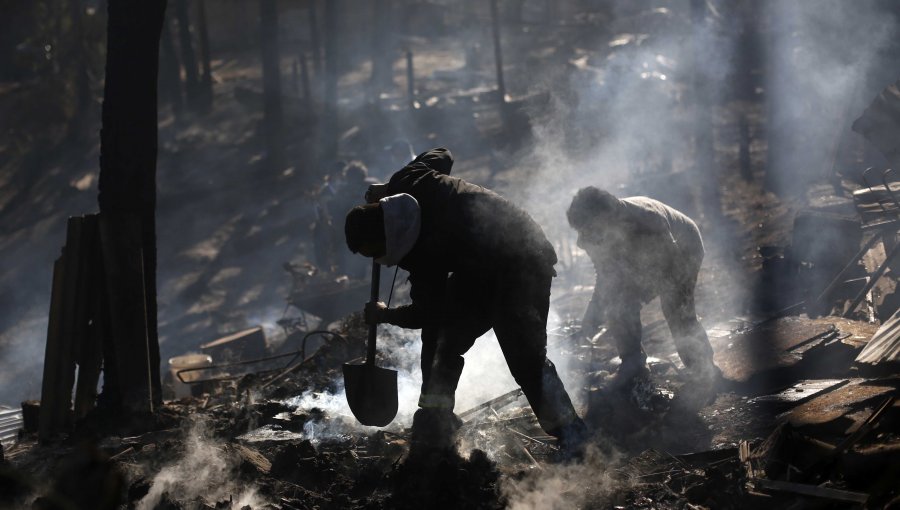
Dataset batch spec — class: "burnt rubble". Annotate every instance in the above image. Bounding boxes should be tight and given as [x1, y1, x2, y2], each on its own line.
[3, 303, 900, 509]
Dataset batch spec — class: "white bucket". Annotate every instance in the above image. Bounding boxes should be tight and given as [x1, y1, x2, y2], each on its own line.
[168, 353, 213, 398]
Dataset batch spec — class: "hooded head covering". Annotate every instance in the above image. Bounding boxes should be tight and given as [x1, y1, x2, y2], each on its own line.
[375, 193, 421, 266]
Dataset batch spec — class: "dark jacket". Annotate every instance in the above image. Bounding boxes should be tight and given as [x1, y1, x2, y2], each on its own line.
[583, 196, 704, 313]
[383, 148, 557, 328]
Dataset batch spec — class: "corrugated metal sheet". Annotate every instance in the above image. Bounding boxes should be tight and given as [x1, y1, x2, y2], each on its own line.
[856, 309, 900, 364]
[0, 408, 22, 447]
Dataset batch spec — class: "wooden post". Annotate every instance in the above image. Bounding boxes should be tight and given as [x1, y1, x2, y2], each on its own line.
[66, 0, 92, 142]
[38, 219, 80, 441]
[321, 0, 339, 159]
[300, 50, 312, 115]
[196, 0, 213, 112]
[98, 213, 155, 413]
[73, 215, 104, 420]
[159, 17, 185, 115]
[308, 0, 322, 76]
[739, 114, 752, 180]
[688, 0, 721, 221]
[489, 0, 506, 103]
[175, 0, 201, 109]
[406, 49, 416, 109]
[260, 0, 284, 173]
[370, 0, 392, 91]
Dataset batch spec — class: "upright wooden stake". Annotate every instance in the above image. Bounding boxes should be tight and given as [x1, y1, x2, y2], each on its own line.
[406, 50, 416, 109]
[97, 0, 166, 414]
[489, 0, 506, 103]
[308, 0, 322, 76]
[174, 0, 200, 109]
[300, 50, 312, 115]
[260, 0, 284, 173]
[196, 0, 213, 112]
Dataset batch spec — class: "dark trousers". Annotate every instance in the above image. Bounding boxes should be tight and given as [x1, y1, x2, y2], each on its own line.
[603, 256, 713, 370]
[419, 266, 580, 434]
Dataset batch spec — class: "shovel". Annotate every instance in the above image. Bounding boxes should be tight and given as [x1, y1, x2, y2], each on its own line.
[343, 261, 398, 426]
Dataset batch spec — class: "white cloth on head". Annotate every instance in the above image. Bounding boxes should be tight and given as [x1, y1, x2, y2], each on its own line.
[375, 193, 421, 267]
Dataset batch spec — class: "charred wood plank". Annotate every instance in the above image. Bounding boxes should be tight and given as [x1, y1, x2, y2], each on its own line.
[39, 217, 85, 441]
[754, 479, 868, 504]
[74, 215, 104, 419]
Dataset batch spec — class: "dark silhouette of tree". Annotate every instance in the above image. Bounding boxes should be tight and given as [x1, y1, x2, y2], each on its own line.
[66, 0, 93, 143]
[174, 0, 201, 110]
[97, 0, 166, 412]
[260, 0, 284, 173]
[159, 13, 185, 115]
[196, 0, 213, 112]
[321, 0, 339, 160]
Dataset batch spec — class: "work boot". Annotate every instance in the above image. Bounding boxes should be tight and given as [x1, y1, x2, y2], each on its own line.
[551, 418, 590, 463]
[607, 358, 651, 391]
[409, 408, 463, 452]
[676, 360, 722, 408]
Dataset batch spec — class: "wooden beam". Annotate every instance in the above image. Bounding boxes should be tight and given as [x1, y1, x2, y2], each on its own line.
[755, 479, 868, 504]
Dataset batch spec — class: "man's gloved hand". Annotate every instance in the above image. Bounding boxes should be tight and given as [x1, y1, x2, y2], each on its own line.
[365, 183, 389, 203]
[364, 301, 388, 325]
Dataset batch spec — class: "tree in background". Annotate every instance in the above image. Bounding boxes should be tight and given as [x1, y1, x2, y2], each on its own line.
[260, 0, 285, 174]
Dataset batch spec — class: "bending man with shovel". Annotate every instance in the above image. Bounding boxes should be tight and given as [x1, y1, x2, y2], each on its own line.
[344, 148, 588, 455]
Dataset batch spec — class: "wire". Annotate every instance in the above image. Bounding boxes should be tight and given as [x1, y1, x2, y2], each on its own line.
[175, 330, 347, 385]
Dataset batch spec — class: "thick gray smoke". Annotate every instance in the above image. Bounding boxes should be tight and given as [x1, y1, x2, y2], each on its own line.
[137, 419, 268, 509]
[501, 444, 626, 509]
[765, 0, 899, 195]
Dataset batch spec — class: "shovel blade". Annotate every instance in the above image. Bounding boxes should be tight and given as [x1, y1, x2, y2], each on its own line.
[342, 363, 398, 427]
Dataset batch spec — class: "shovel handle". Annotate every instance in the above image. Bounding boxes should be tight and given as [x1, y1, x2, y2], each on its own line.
[367, 261, 381, 365]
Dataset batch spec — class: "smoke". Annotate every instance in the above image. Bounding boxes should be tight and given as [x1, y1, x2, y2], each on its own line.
[278, 313, 578, 441]
[137, 419, 269, 509]
[764, 0, 899, 194]
[0, 308, 47, 404]
[502, 445, 627, 510]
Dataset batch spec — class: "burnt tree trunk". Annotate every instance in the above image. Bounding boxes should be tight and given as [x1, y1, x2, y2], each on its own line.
[66, 0, 93, 143]
[689, 0, 721, 223]
[174, 0, 201, 110]
[321, 0, 339, 160]
[308, 0, 322, 77]
[97, 0, 166, 412]
[260, 0, 284, 173]
[196, 0, 213, 112]
[370, 0, 393, 92]
[159, 14, 184, 115]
